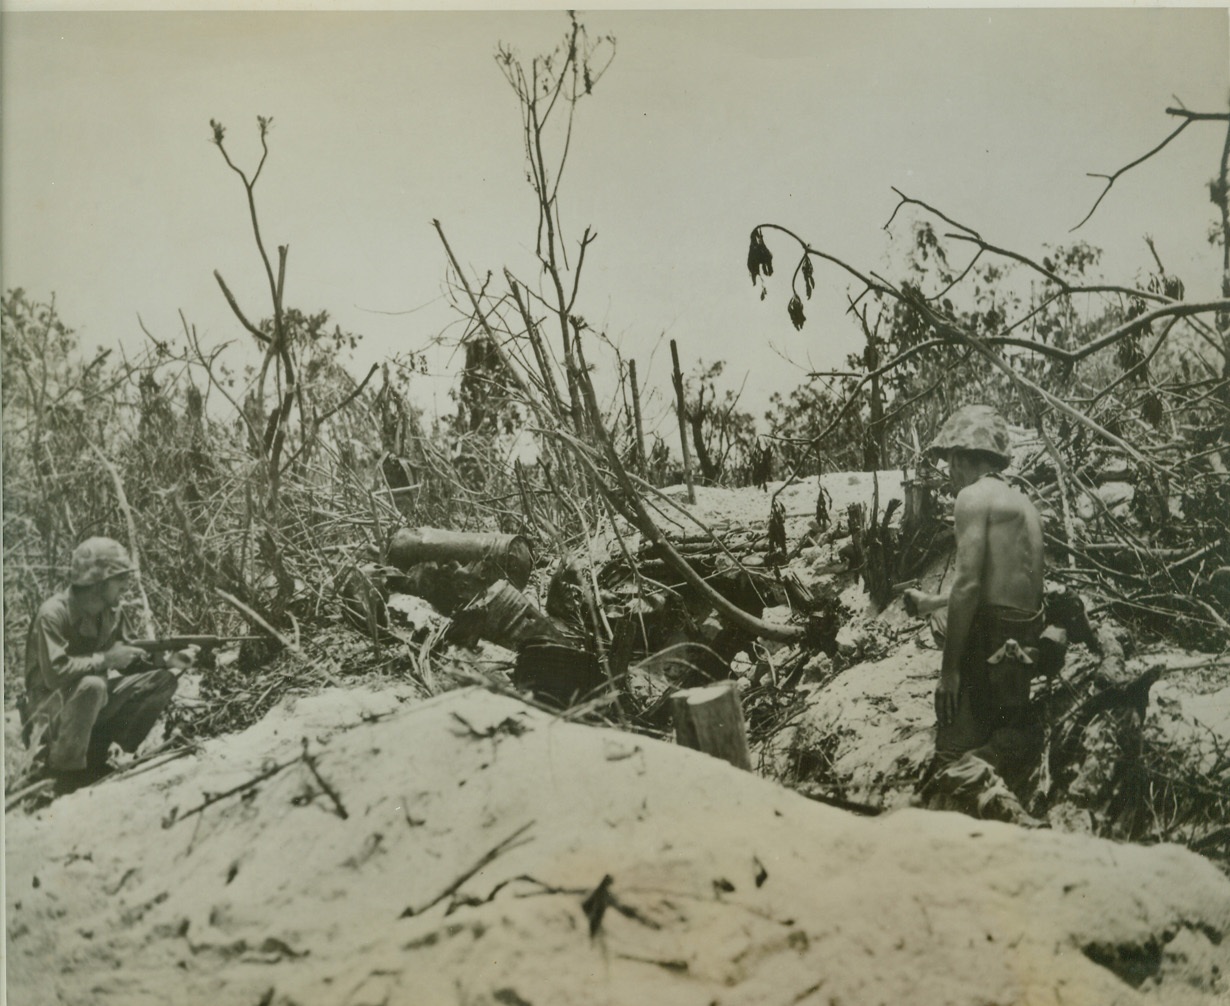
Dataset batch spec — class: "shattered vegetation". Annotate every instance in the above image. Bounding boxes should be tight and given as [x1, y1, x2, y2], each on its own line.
[3, 23, 1230, 1006]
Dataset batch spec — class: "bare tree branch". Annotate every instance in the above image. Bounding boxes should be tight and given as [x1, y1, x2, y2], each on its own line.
[566, 227, 596, 315]
[1068, 106, 1228, 232]
[885, 187, 981, 239]
[1166, 107, 1230, 124]
[279, 363, 381, 473]
[213, 271, 271, 344]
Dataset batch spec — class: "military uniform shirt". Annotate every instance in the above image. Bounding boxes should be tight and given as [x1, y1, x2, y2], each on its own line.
[24, 589, 139, 708]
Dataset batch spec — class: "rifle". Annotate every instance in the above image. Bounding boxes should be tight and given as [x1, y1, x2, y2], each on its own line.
[130, 635, 264, 664]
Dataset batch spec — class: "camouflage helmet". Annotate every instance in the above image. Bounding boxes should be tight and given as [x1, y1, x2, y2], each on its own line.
[70, 537, 135, 586]
[926, 404, 1012, 469]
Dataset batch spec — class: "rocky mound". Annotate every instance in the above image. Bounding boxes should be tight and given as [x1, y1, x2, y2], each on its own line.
[7, 686, 1229, 1005]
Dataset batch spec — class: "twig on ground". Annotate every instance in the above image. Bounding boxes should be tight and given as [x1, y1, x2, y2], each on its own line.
[5, 778, 54, 811]
[300, 738, 349, 819]
[399, 820, 536, 918]
[163, 755, 298, 828]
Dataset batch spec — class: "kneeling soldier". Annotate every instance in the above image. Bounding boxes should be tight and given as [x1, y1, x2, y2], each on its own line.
[23, 537, 188, 793]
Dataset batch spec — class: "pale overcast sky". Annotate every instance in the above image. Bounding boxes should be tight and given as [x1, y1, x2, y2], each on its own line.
[3, 8, 1228, 423]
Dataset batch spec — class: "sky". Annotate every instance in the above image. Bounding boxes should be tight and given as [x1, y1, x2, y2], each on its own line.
[3, 8, 1228, 429]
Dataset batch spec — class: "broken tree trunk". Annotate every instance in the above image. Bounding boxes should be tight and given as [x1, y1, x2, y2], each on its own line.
[628, 359, 647, 478]
[670, 339, 697, 504]
[671, 681, 752, 771]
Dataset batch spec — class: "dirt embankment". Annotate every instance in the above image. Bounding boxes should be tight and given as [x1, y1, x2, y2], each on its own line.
[7, 686, 1230, 1006]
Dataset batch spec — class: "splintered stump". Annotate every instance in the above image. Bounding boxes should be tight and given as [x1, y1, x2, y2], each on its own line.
[671, 681, 752, 771]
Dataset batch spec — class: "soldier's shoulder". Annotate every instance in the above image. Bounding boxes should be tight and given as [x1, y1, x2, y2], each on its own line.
[36, 590, 72, 621]
[957, 476, 1000, 501]
[954, 479, 996, 517]
[992, 479, 1041, 519]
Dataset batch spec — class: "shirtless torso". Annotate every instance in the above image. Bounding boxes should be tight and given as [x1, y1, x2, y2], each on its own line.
[906, 455, 1044, 729]
[948, 470, 1043, 625]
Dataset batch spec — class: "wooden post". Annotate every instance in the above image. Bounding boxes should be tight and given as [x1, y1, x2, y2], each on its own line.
[669, 339, 696, 504]
[628, 359, 647, 478]
[670, 681, 751, 771]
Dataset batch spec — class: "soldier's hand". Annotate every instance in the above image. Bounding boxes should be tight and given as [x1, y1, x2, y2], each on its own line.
[105, 643, 146, 671]
[167, 645, 198, 671]
[902, 588, 923, 618]
[935, 670, 960, 727]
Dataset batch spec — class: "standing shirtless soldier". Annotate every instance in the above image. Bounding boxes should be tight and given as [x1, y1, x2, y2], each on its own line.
[23, 537, 187, 793]
[904, 405, 1046, 786]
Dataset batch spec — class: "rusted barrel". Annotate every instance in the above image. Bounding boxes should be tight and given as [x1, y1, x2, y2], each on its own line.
[387, 528, 534, 590]
[447, 580, 562, 650]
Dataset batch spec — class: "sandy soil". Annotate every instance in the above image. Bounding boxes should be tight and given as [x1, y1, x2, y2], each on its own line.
[6, 685, 1229, 1006]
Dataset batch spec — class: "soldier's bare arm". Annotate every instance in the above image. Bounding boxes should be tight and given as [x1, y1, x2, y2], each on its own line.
[936, 484, 990, 726]
[903, 588, 949, 617]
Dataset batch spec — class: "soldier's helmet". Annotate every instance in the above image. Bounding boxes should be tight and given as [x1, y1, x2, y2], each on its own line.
[70, 537, 136, 586]
[926, 404, 1012, 469]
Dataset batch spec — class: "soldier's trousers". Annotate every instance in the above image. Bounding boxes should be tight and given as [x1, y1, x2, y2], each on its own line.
[930, 604, 1044, 784]
[35, 669, 178, 772]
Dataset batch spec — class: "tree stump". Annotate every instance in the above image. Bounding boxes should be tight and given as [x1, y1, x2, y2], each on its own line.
[670, 681, 751, 771]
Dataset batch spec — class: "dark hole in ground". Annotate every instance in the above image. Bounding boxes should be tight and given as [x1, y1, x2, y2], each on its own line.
[1082, 937, 1162, 988]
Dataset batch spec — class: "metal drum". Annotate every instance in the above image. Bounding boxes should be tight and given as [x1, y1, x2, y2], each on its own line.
[387, 528, 534, 590]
